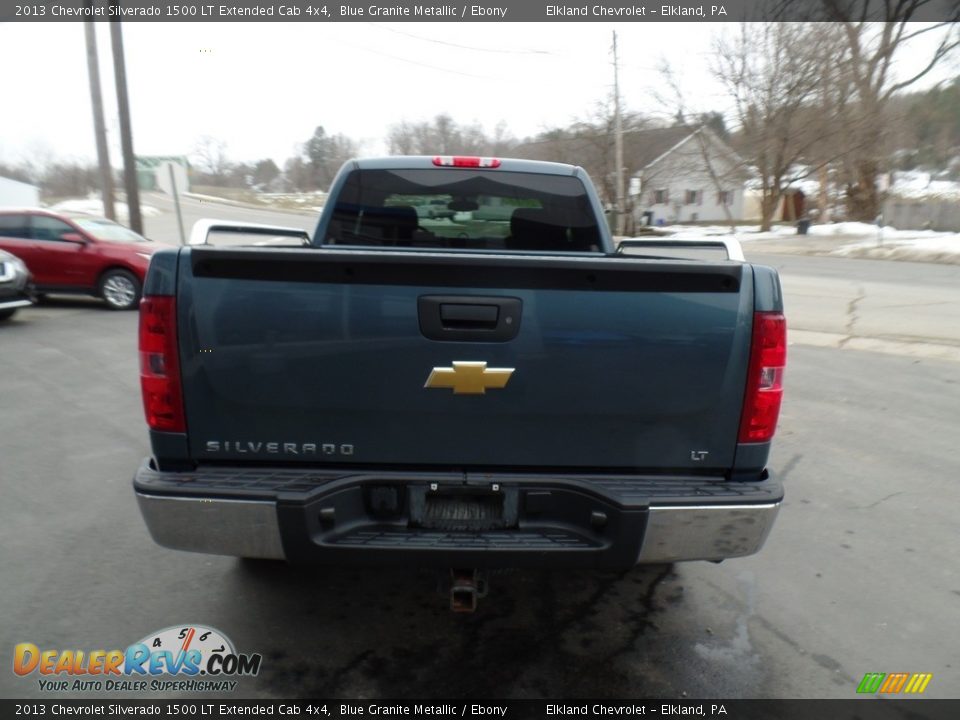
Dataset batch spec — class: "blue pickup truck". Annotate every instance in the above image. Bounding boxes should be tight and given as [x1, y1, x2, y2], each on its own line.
[133, 156, 786, 610]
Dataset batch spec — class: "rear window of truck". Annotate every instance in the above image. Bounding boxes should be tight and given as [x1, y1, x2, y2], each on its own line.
[324, 168, 602, 252]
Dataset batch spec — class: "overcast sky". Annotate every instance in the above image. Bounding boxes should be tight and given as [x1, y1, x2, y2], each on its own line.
[0, 22, 955, 168]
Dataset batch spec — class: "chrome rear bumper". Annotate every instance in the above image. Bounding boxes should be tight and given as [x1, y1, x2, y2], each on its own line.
[135, 489, 780, 565]
[637, 503, 779, 563]
[136, 493, 285, 559]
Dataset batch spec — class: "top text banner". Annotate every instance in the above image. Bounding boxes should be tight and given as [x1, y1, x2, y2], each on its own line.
[2, 0, 959, 22]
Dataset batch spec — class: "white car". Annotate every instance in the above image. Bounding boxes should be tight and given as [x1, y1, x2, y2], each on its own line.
[0, 249, 34, 320]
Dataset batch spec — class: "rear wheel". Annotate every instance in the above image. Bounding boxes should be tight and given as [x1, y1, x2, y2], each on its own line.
[0, 308, 17, 321]
[98, 269, 141, 310]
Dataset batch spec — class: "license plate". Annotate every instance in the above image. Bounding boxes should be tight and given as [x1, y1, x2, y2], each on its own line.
[421, 492, 505, 531]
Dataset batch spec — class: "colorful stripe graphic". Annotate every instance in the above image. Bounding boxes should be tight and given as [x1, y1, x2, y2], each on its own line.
[857, 672, 932, 694]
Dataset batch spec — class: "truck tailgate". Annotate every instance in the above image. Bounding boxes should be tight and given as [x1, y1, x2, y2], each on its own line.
[177, 248, 752, 472]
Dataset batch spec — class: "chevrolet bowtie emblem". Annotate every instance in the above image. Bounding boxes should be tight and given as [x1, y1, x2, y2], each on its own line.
[424, 361, 515, 395]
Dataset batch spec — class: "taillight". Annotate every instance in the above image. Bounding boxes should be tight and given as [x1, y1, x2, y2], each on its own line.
[738, 312, 786, 443]
[139, 296, 185, 433]
[432, 156, 501, 168]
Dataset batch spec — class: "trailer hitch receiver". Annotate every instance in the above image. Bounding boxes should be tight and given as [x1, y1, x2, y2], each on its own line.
[450, 568, 488, 613]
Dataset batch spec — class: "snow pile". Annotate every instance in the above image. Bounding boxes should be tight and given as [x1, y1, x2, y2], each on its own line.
[889, 171, 960, 201]
[649, 221, 960, 263]
[257, 191, 327, 213]
[741, 170, 960, 201]
[744, 167, 821, 197]
[832, 232, 960, 263]
[658, 224, 752, 237]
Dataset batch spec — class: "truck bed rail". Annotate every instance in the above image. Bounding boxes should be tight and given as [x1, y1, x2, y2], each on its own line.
[617, 238, 745, 261]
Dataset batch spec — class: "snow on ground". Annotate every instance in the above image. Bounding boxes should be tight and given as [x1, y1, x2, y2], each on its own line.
[652, 221, 960, 263]
[257, 191, 326, 213]
[889, 171, 960, 201]
[830, 233, 960, 263]
[183, 191, 324, 213]
[50, 198, 162, 220]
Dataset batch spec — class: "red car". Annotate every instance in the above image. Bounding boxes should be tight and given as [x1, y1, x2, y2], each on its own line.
[0, 209, 170, 310]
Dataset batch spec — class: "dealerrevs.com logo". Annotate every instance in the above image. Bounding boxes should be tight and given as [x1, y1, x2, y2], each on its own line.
[13, 625, 261, 693]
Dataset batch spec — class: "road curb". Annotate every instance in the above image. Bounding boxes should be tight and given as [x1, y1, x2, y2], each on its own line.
[743, 245, 960, 266]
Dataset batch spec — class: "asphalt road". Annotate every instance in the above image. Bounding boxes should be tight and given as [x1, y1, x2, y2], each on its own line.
[746, 252, 960, 361]
[1, 204, 958, 701]
[141, 191, 318, 244]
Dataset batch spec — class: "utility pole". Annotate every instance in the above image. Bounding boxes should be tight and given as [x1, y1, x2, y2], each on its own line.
[110, 12, 142, 234]
[612, 31, 626, 237]
[84, 18, 115, 221]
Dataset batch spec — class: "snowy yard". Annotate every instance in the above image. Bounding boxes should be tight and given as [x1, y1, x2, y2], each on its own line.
[654, 221, 960, 263]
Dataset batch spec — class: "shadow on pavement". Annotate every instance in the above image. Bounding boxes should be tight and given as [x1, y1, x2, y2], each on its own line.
[229, 561, 682, 699]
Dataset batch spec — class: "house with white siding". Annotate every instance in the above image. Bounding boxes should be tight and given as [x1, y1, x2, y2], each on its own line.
[629, 127, 748, 226]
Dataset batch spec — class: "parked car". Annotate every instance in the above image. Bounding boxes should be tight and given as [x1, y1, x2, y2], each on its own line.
[415, 198, 456, 220]
[0, 209, 170, 310]
[0, 248, 34, 320]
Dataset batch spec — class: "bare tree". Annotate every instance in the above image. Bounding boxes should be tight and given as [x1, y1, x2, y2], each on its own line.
[20, 140, 56, 184]
[0, 162, 34, 184]
[282, 156, 311, 192]
[192, 136, 231, 182]
[804, 23, 868, 222]
[489, 121, 517, 156]
[821, 1, 960, 220]
[560, 98, 622, 205]
[513, 127, 586, 168]
[387, 115, 513, 156]
[712, 23, 849, 231]
[514, 98, 654, 209]
[40, 161, 100, 200]
[386, 120, 418, 155]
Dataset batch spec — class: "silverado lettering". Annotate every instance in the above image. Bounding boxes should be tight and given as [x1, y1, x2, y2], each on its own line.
[204, 441, 354, 455]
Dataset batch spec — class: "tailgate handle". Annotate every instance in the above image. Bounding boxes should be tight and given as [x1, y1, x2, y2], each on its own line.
[440, 303, 499, 328]
[419, 295, 522, 342]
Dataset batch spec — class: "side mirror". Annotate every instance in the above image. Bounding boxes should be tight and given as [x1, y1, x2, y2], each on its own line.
[60, 232, 87, 244]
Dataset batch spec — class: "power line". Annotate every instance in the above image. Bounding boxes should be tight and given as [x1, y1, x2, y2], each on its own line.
[332, 37, 494, 79]
[370, 24, 556, 56]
